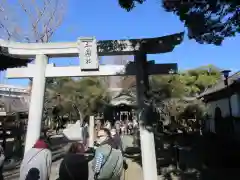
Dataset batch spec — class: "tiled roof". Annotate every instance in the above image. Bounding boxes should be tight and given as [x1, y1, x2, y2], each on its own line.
[110, 92, 136, 106]
[0, 46, 30, 70]
[199, 71, 240, 97]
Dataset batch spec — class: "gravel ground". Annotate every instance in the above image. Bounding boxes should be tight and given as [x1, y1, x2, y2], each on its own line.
[49, 158, 62, 180]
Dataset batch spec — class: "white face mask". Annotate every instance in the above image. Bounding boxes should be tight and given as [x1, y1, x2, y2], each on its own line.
[111, 130, 116, 137]
[97, 135, 107, 145]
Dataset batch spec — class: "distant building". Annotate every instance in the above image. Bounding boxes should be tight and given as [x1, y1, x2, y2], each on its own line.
[0, 84, 29, 98]
[103, 55, 134, 89]
[0, 84, 30, 115]
[99, 56, 136, 122]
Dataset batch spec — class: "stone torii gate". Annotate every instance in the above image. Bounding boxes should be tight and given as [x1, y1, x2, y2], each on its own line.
[1, 32, 183, 180]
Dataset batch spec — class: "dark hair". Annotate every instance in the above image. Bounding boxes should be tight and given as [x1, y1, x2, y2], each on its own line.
[83, 116, 89, 124]
[68, 142, 85, 154]
[100, 128, 111, 138]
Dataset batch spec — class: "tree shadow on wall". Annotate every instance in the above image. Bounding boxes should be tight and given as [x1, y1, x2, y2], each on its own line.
[125, 131, 240, 180]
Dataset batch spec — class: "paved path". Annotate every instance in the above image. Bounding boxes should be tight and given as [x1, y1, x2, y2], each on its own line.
[121, 135, 144, 180]
[124, 158, 143, 180]
[121, 135, 134, 150]
[49, 159, 62, 180]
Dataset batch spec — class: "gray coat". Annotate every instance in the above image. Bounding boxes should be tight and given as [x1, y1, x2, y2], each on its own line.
[19, 148, 52, 180]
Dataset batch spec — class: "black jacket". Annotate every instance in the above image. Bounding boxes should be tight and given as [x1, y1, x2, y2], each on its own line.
[59, 153, 89, 180]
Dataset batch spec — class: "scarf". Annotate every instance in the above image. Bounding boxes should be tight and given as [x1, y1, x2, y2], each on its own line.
[19, 141, 52, 180]
[33, 140, 49, 149]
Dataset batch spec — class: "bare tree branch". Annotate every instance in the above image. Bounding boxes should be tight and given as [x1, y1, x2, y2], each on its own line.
[0, 0, 67, 86]
[0, 0, 67, 43]
[18, 0, 50, 42]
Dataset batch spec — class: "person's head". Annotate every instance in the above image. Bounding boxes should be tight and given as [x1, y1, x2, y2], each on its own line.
[111, 129, 117, 137]
[115, 121, 120, 129]
[96, 119, 101, 126]
[33, 139, 48, 149]
[68, 142, 85, 154]
[83, 116, 89, 125]
[96, 128, 111, 145]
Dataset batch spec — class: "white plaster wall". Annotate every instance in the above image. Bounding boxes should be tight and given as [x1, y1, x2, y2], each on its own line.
[208, 94, 240, 118]
[205, 93, 240, 133]
[207, 117, 215, 133]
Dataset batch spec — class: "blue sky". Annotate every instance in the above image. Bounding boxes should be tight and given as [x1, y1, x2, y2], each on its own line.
[7, 0, 240, 86]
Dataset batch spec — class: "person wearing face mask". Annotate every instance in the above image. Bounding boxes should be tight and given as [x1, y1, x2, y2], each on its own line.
[92, 128, 127, 180]
[114, 121, 121, 135]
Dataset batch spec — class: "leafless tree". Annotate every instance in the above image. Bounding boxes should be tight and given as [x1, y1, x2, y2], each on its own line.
[0, 0, 67, 43]
[104, 55, 134, 89]
[0, 0, 67, 82]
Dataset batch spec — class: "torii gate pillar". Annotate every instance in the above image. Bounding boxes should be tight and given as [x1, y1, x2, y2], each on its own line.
[135, 52, 158, 180]
[25, 54, 48, 154]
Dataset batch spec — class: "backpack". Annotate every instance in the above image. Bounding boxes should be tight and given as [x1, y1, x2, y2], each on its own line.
[93, 144, 123, 180]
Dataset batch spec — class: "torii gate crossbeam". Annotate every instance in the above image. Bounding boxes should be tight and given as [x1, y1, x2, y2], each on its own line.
[1, 32, 183, 180]
[0, 32, 183, 58]
[6, 63, 177, 78]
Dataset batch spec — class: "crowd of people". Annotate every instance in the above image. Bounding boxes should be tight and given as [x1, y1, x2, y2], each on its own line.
[0, 117, 140, 180]
[101, 119, 139, 136]
[0, 118, 138, 180]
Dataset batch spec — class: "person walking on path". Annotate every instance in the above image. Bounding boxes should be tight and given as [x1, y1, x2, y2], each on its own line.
[104, 120, 111, 131]
[19, 139, 52, 180]
[82, 116, 90, 150]
[58, 142, 90, 180]
[95, 119, 103, 140]
[111, 128, 124, 152]
[93, 128, 127, 180]
[115, 121, 121, 135]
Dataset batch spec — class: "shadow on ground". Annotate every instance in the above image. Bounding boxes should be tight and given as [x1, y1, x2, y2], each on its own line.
[124, 132, 240, 180]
